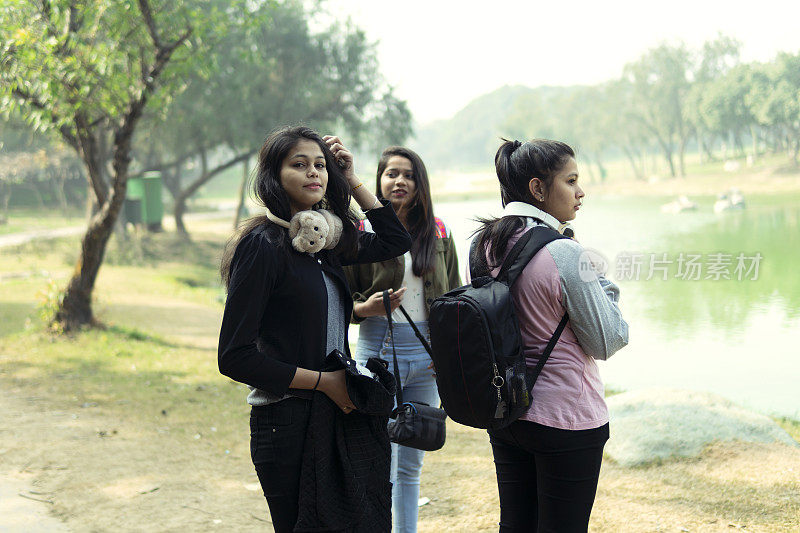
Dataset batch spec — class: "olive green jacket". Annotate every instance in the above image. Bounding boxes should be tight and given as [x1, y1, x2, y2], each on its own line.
[344, 218, 462, 324]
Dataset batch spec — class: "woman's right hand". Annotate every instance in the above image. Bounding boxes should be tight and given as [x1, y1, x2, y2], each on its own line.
[318, 369, 357, 413]
[354, 287, 406, 318]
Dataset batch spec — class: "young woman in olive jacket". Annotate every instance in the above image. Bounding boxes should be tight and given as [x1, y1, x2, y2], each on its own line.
[343, 146, 461, 533]
[218, 127, 411, 532]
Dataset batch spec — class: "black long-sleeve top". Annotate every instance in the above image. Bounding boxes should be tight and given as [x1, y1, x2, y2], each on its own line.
[217, 200, 412, 397]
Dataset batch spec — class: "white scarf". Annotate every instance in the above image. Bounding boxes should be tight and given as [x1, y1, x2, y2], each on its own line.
[502, 202, 561, 230]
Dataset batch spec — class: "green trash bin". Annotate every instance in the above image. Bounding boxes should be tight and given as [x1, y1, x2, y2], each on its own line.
[124, 176, 144, 225]
[141, 171, 163, 232]
[124, 173, 163, 231]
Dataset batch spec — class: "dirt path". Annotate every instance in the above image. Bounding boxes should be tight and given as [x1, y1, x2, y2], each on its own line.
[0, 473, 68, 532]
[3, 373, 799, 532]
[1, 392, 71, 532]
[0, 226, 86, 249]
[0, 385, 271, 532]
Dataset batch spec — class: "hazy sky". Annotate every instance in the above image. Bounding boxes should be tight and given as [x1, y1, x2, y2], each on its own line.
[336, 0, 800, 125]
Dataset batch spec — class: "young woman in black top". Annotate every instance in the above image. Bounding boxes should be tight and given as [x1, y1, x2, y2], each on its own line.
[218, 126, 411, 532]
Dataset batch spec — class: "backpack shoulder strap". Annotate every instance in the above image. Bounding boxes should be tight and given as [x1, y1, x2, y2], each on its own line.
[433, 217, 448, 239]
[497, 226, 566, 287]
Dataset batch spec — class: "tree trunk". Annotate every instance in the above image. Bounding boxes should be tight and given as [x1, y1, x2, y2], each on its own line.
[85, 189, 99, 222]
[699, 133, 716, 163]
[595, 157, 607, 183]
[698, 138, 704, 165]
[164, 165, 190, 238]
[174, 192, 189, 237]
[175, 149, 254, 238]
[234, 157, 249, 229]
[584, 161, 596, 184]
[678, 137, 688, 177]
[0, 183, 10, 224]
[664, 148, 676, 178]
[56, 113, 133, 331]
[749, 125, 759, 159]
[734, 130, 745, 157]
[622, 146, 644, 180]
[21, 182, 46, 207]
[49, 18, 191, 332]
[162, 166, 182, 201]
[651, 130, 677, 178]
[55, 183, 125, 330]
[53, 174, 69, 216]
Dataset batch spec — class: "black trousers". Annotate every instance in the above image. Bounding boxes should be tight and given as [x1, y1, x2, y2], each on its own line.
[250, 397, 311, 533]
[487, 420, 609, 533]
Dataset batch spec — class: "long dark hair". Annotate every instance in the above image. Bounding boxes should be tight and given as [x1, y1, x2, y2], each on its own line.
[474, 138, 575, 269]
[220, 125, 358, 288]
[375, 146, 437, 276]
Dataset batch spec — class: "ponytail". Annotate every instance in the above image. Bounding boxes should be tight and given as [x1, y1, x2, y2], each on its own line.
[473, 137, 575, 269]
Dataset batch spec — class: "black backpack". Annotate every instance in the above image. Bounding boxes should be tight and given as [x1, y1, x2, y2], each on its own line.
[428, 225, 569, 430]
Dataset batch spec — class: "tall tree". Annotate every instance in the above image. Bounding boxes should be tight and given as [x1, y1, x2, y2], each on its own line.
[603, 79, 652, 180]
[746, 53, 800, 164]
[0, 0, 227, 331]
[694, 65, 756, 158]
[553, 85, 618, 182]
[686, 35, 742, 161]
[134, 1, 410, 237]
[623, 43, 692, 177]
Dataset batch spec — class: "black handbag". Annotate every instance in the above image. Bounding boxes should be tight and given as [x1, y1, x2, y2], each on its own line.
[382, 291, 447, 452]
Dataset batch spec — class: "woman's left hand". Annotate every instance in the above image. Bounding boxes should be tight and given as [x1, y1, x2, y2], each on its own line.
[428, 360, 436, 378]
[323, 135, 356, 185]
[318, 369, 357, 413]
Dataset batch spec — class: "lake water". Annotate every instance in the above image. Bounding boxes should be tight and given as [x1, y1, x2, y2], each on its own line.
[433, 192, 800, 419]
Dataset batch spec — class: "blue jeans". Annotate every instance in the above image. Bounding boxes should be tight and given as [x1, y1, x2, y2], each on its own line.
[355, 317, 439, 533]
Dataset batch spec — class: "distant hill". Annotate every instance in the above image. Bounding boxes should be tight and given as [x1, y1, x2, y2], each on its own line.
[408, 84, 579, 172]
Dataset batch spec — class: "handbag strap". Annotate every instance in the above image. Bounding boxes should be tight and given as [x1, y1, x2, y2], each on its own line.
[382, 290, 405, 406]
[389, 299, 445, 411]
[396, 305, 433, 357]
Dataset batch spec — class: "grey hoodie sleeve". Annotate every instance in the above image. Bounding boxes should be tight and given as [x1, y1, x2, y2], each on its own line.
[547, 239, 629, 360]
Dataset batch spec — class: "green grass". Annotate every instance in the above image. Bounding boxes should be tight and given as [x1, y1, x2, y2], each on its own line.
[776, 417, 800, 442]
[0, 228, 244, 454]
[0, 207, 85, 235]
[0, 326, 246, 446]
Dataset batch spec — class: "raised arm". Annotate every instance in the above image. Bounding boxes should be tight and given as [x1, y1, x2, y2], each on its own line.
[324, 135, 411, 264]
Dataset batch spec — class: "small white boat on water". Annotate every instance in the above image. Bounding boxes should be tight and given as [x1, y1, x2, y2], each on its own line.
[660, 195, 699, 214]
